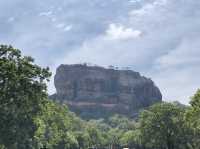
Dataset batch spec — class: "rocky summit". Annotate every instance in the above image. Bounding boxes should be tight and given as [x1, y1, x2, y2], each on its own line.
[50, 64, 162, 119]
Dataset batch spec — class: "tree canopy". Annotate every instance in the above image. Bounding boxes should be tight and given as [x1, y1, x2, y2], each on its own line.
[0, 45, 51, 149]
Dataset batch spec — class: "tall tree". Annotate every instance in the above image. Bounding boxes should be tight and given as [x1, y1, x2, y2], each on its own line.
[33, 100, 79, 149]
[139, 102, 188, 149]
[186, 89, 200, 148]
[0, 45, 51, 149]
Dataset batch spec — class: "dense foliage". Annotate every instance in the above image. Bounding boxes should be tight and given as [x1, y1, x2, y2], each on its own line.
[0, 45, 51, 149]
[0, 45, 200, 149]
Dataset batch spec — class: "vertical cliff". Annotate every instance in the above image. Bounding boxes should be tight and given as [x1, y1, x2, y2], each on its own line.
[50, 64, 162, 119]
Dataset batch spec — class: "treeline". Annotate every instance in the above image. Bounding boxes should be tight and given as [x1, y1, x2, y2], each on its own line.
[0, 45, 200, 149]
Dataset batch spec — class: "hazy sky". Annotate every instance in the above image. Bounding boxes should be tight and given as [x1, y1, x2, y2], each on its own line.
[1, 0, 200, 104]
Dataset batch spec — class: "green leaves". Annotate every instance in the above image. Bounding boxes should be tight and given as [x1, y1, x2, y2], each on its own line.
[139, 103, 187, 149]
[185, 89, 200, 148]
[0, 45, 51, 149]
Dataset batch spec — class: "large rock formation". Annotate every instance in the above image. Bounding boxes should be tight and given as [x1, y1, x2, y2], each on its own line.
[50, 64, 162, 119]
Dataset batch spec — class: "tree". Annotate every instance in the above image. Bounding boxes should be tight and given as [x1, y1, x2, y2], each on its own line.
[187, 89, 200, 128]
[0, 45, 51, 149]
[139, 102, 188, 149]
[185, 89, 200, 148]
[86, 124, 105, 148]
[120, 129, 141, 148]
[34, 100, 79, 149]
[107, 128, 124, 149]
[74, 131, 90, 149]
[107, 114, 136, 130]
[0, 145, 5, 149]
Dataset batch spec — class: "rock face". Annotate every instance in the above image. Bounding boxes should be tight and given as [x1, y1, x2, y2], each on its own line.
[51, 64, 162, 119]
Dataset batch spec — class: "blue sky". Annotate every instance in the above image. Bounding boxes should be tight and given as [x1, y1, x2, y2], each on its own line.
[1, 0, 200, 104]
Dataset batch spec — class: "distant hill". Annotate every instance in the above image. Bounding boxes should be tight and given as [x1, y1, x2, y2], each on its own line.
[50, 64, 162, 119]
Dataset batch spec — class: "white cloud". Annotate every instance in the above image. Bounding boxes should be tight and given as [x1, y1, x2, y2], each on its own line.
[105, 24, 142, 40]
[64, 25, 72, 32]
[55, 23, 66, 29]
[51, 18, 56, 22]
[152, 67, 200, 105]
[130, 3, 154, 16]
[7, 17, 15, 23]
[152, 37, 200, 104]
[129, 0, 141, 3]
[39, 11, 53, 17]
[129, 0, 167, 16]
[156, 38, 200, 68]
[55, 23, 73, 32]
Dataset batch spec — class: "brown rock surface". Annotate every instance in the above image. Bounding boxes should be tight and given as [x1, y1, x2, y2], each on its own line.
[50, 64, 162, 119]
